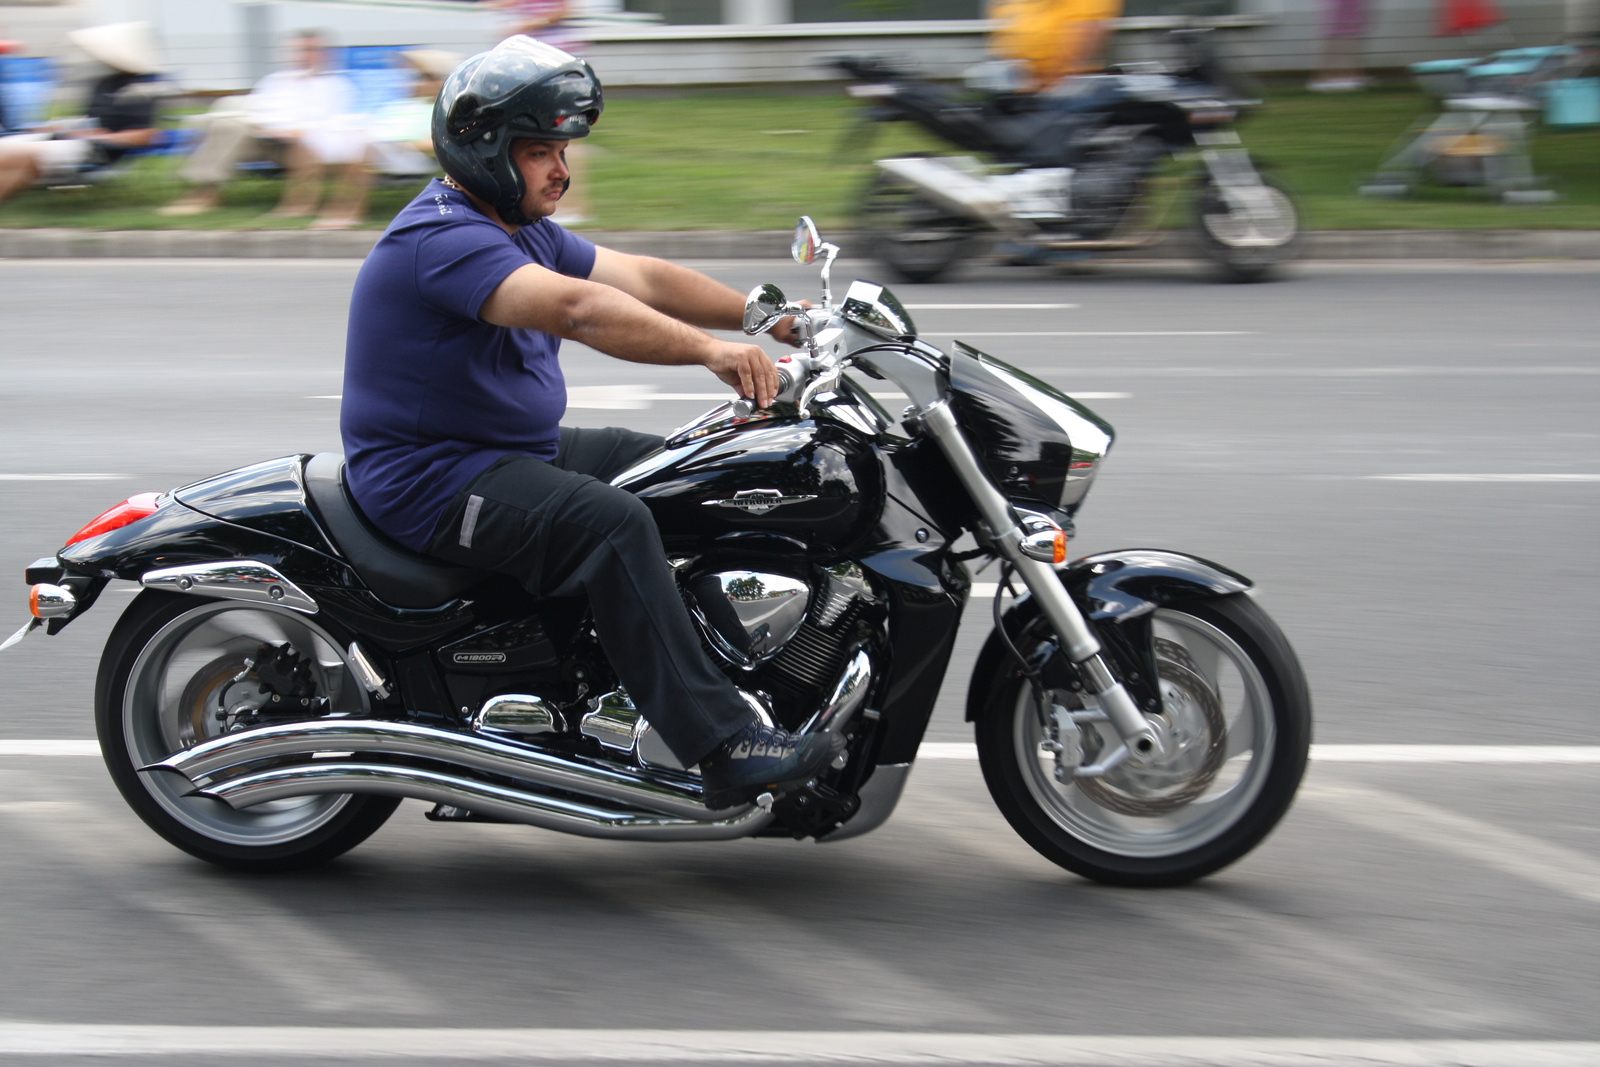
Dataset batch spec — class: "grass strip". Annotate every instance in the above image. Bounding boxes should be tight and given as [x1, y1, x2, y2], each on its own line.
[1, 85, 1594, 232]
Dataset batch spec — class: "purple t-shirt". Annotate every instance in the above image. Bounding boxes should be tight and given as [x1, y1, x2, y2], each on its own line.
[341, 179, 596, 551]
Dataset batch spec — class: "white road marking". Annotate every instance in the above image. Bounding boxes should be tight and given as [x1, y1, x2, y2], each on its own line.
[0, 1027, 1594, 1064]
[0, 741, 99, 755]
[132, 893, 432, 1014]
[0, 782, 430, 1014]
[934, 331, 1254, 337]
[901, 303, 1078, 310]
[914, 742, 1600, 763]
[0, 474, 124, 481]
[1112, 889, 1528, 1030]
[1312, 744, 1600, 762]
[1091, 364, 1599, 377]
[1303, 779, 1600, 907]
[586, 872, 992, 1027]
[1367, 474, 1600, 483]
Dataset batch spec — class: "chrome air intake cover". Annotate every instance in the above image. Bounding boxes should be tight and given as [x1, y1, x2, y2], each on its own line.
[686, 570, 809, 668]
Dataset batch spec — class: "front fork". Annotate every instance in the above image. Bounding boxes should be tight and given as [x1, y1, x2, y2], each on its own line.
[920, 403, 1164, 766]
[1195, 129, 1278, 220]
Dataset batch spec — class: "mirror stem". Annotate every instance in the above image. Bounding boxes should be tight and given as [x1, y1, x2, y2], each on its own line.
[818, 243, 840, 308]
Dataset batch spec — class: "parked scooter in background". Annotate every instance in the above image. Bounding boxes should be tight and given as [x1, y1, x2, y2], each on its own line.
[833, 29, 1300, 283]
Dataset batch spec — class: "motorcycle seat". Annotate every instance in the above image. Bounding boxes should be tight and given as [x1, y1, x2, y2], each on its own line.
[302, 453, 490, 609]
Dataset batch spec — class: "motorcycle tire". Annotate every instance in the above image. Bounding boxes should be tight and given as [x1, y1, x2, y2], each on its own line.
[857, 171, 979, 284]
[975, 594, 1310, 887]
[95, 590, 400, 872]
[1191, 174, 1301, 283]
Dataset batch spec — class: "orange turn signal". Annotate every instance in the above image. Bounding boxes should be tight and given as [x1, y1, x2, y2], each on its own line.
[28, 583, 76, 619]
[1020, 528, 1068, 565]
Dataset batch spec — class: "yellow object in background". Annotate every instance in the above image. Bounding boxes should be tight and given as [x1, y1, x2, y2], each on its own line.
[990, 0, 1124, 90]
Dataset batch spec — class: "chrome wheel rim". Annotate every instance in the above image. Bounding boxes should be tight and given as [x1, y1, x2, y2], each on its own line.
[1013, 608, 1276, 857]
[123, 601, 367, 845]
[1202, 185, 1297, 249]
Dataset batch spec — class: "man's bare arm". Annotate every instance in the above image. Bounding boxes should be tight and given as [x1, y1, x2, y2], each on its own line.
[588, 247, 744, 330]
[589, 247, 806, 345]
[479, 261, 781, 407]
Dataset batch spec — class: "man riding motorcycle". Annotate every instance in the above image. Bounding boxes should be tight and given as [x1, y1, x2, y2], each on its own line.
[340, 37, 842, 810]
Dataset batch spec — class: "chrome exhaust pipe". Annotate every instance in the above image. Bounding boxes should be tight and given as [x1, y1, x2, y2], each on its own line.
[152, 719, 739, 821]
[196, 762, 773, 841]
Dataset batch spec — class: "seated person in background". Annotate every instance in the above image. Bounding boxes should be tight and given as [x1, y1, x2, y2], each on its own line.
[989, 0, 1122, 94]
[0, 22, 161, 204]
[160, 29, 366, 227]
[364, 49, 459, 182]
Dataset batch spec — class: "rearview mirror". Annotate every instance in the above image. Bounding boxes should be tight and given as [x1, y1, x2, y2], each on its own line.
[792, 217, 821, 265]
[743, 283, 788, 335]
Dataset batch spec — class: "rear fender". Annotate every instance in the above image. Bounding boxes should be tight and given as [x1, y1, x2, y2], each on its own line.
[965, 549, 1251, 721]
[57, 501, 348, 587]
[29, 501, 353, 636]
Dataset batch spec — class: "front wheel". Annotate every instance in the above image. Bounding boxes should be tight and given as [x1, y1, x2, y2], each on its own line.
[1191, 174, 1300, 283]
[95, 591, 400, 872]
[976, 594, 1310, 886]
[857, 170, 982, 284]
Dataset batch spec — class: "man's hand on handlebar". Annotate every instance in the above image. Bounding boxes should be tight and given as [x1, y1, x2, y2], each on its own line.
[704, 341, 781, 410]
[771, 300, 814, 347]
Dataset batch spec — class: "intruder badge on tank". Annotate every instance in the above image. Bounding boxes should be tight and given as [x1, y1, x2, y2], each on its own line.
[705, 489, 819, 515]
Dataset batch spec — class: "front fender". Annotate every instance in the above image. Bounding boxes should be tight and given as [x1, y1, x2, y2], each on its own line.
[965, 549, 1251, 722]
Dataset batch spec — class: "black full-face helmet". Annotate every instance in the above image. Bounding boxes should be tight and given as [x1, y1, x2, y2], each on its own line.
[432, 36, 603, 226]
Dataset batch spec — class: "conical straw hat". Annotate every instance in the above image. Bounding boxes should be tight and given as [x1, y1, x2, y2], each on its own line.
[66, 21, 163, 76]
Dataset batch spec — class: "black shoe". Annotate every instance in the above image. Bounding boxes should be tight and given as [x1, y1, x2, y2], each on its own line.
[699, 722, 845, 811]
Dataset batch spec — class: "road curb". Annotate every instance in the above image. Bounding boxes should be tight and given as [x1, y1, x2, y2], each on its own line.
[2, 227, 1598, 260]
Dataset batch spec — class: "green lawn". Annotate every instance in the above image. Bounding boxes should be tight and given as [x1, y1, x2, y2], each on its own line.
[1, 84, 1595, 231]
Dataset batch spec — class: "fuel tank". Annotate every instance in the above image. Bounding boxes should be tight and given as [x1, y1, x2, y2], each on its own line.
[612, 412, 882, 561]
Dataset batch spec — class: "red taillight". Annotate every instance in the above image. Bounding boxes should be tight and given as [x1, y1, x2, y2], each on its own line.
[65, 493, 162, 546]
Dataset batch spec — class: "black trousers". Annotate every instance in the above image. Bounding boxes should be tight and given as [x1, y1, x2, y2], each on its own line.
[426, 427, 752, 767]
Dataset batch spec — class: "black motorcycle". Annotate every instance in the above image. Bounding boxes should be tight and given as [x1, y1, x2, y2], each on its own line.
[833, 30, 1300, 283]
[8, 219, 1310, 887]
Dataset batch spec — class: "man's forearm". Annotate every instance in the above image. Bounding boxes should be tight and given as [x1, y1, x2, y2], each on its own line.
[629, 257, 746, 332]
[481, 261, 781, 404]
[485, 267, 717, 367]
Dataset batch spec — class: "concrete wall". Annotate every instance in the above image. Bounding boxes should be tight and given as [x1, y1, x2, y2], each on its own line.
[0, 0, 1584, 95]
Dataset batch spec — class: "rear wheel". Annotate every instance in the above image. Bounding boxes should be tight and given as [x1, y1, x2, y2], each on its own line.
[858, 170, 981, 284]
[1191, 174, 1300, 282]
[95, 592, 399, 871]
[976, 595, 1310, 886]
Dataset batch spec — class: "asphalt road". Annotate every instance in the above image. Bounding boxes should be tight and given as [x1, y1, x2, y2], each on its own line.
[0, 256, 1596, 1064]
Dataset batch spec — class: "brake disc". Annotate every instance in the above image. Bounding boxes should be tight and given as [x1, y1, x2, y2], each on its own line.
[1074, 637, 1227, 816]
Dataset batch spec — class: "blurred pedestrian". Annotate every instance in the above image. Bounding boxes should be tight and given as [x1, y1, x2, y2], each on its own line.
[486, 0, 590, 224]
[364, 49, 459, 184]
[989, 0, 1123, 93]
[1309, 0, 1372, 91]
[0, 22, 162, 204]
[159, 29, 367, 226]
